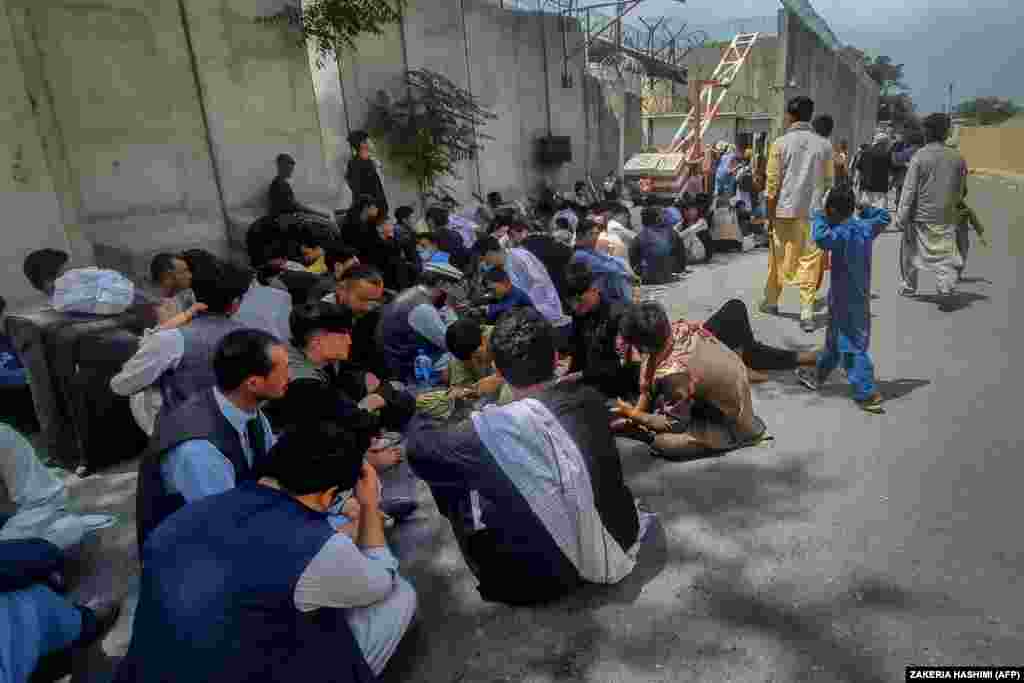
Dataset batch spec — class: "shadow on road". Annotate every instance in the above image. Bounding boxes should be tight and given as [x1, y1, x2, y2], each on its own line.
[912, 292, 990, 312]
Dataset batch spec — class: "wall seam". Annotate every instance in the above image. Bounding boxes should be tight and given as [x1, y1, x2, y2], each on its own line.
[459, 0, 483, 198]
[176, 0, 231, 236]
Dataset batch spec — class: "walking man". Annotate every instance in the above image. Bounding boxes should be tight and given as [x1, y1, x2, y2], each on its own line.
[897, 113, 967, 308]
[761, 96, 834, 332]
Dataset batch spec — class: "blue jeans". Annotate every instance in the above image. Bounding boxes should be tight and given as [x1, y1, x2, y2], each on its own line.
[816, 329, 876, 402]
[0, 585, 82, 683]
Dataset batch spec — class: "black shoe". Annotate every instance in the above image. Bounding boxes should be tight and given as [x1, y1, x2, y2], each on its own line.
[75, 596, 122, 647]
[379, 499, 418, 522]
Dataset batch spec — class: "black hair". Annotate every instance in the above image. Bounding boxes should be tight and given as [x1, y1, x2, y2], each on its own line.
[298, 227, 323, 249]
[181, 249, 220, 282]
[486, 191, 503, 205]
[445, 318, 484, 362]
[275, 153, 295, 165]
[908, 131, 925, 146]
[619, 301, 672, 354]
[786, 96, 815, 123]
[340, 264, 384, 286]
[394, 206, 414, 222]
[23, 249, 69, 293]
[257, 422, 364, 496]
[483, 267, 511, 285]
[641, 206, 663, 227]
[425, 206, 449, 228]
[564, 261, 595, 298]
[922, 113, 951, 144]
[824, 184, 856, 221]
[191, 261, 251, 315]
[555, 217, 570, 231]
[812, 114, 834, 138]
[290, 302, 353, 350]
[490, 307, 555, 388]
[476, 235, 503, 256]
[150, 253, 182, 284]
[347, 130, 369, 149]
[324, 240, 359, 275]
[574, 181, 587, 191]
[0, 295, 6, 317]
[214, 328, 280, 392]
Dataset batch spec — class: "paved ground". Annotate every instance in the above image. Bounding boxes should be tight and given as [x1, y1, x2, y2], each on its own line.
[56, 175, 1023, 682]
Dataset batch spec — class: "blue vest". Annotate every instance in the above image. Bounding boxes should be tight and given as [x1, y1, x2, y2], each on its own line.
[377, 287, 443, 382]
[159, 315, 246, 415]
[135, 388, 254, 553]
[115, 482, 374, 683]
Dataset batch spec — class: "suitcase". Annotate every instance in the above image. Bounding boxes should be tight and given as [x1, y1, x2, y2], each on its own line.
[67, 328, 147, 472]
[4, 305, 155, 470]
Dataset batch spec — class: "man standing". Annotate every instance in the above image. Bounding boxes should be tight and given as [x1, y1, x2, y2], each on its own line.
[571, 220, 635, 305]
[134, 329, 288, 550]
[856, 133, 893, 209]
[114, 423, 416, 682]
[897, 113, 967, 308]
[761, 96, 834, 332]
[344, 131, 388, 218]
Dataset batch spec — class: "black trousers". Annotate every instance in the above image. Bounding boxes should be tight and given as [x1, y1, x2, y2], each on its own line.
[703, 299, 799, 371]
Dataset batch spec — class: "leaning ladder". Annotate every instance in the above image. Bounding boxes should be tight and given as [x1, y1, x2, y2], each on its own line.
[666, 32, 760, 160]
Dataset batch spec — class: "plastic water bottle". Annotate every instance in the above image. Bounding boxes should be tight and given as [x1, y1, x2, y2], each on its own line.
[414, 349, 433, 389]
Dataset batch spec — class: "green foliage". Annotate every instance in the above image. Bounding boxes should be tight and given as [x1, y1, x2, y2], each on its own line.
[878, 93, 917, 126]
[366, 69, 497, 202]
[258, 0, 405, 67]
[954, 97, 1020, 126]
[863, 55, 908, 96]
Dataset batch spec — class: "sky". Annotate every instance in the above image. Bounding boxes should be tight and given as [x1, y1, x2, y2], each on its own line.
[634, 0, 1023, 113]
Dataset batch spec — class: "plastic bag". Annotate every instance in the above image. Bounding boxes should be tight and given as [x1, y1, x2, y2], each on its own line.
[51, 267, 135, 315]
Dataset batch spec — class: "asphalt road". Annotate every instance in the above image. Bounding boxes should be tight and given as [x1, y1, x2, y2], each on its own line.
[63, 176, 1022, 682]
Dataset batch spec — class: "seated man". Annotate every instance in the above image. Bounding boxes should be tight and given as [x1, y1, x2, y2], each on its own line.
[134, 329, 288, 550]
[572, 219, 636, 305]
[363, 218, 420, 292]
[480, 268, 534, 323]
[324, 263, 389, 379]
[564, 262, 639, 399]
[424, 207, 471, 271]
[0, 422, 122, 683]
[269, 153, 335, 228]
[114, 422, 416, 682]
[377, 271, 453, 388]
[111, 261, 252, 419]
[234, 265, 293, 345]
[408, 308, 651, 606]
[281, 302, 414, 436]
[299, 229, 328, 274]
[611, 302, 769, 460]
[629, 206, 679, 285]
[477, 236, 573, 350]
[149, 253, 195, 323]
[445, 319, 513, 407]
[414, 224, 452, 267]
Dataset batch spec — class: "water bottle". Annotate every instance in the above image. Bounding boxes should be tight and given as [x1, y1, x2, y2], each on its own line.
[414, 349, 433, 389]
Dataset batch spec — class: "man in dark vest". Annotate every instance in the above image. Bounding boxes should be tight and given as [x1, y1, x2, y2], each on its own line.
[110, 260, 252, 420]
[407, 308, 651, 606]
[376, 271, 451, 387]
[134, 329, 289, 550]
[115, 422, 417, 682]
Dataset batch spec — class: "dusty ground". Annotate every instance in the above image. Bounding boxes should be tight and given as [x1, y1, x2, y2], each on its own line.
[54, 176, 1023, 682]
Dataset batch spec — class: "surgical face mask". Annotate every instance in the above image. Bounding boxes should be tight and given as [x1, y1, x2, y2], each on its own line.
[479, 262, 494, 273]
[417, 247, 433, 262]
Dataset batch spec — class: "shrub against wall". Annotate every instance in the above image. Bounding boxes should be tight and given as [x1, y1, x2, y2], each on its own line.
[366, 69, 497, 207]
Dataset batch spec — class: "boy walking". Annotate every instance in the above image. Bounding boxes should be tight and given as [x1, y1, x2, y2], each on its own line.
[796, 186, 890, 414]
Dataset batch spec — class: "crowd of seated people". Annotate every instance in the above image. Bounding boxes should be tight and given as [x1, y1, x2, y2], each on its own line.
[5, 162, 844, 681]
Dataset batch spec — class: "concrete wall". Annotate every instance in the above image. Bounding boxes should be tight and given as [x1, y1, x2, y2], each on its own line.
[647, 114, 774, 150]
[334, 0, 640, 209]
[778, 9, 878, 148]
[679, 37, 781, 118]
[1, 0, 638, 304]
[959, 127, 1024, 175]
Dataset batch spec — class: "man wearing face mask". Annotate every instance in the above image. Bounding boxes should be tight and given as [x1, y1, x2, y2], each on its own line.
[323, 265, 391, 392]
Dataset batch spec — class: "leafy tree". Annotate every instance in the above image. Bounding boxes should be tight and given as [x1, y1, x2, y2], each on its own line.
[366, 69, 497, 208]
[954, 97, 1021, 126]
[864, 55, 908, 97]
[258, 0, 405, 67]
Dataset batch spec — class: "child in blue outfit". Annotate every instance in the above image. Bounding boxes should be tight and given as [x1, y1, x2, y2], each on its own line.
[796, 185, 890, 414]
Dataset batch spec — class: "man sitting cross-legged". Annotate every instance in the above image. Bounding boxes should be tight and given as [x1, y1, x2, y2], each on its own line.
[114, 422, 416, 683]
[407, 307, 653, 606]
